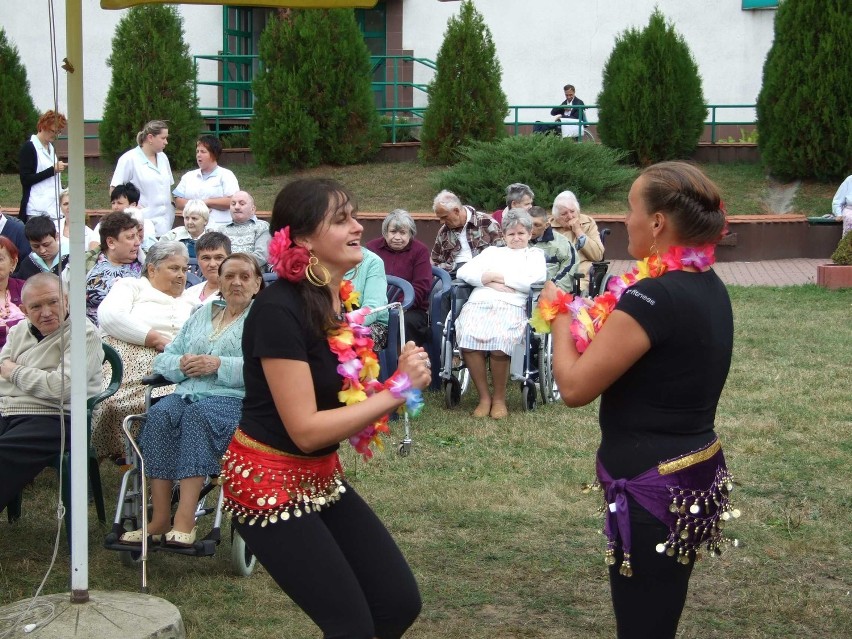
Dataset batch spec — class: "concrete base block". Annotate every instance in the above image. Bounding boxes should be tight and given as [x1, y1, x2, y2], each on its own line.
[0, 590, 184, 638]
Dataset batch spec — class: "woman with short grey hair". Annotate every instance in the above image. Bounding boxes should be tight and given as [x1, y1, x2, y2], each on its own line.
[494, 183, 535, 224]
[550, 190, 605, 292]
[160, 200, 211, 258]
[93, 239, 195, 460]
[454, 207, 546, 419]
[366, 208, 433, 346]
[381, 208, 417, 238]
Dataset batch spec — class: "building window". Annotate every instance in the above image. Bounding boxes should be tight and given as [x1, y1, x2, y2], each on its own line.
[742, 0, 778, 9]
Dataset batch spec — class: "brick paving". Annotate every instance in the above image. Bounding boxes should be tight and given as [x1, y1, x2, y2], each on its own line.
[606, 258, 827, 286]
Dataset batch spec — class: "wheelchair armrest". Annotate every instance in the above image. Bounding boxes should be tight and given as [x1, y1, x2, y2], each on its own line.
[142, 374, 170, 387]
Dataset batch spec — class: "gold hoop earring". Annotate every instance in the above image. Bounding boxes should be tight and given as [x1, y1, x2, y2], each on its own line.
[305, 253, 331, 287]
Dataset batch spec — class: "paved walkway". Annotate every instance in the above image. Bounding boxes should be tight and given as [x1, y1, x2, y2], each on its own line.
[607, 258, 826, 286]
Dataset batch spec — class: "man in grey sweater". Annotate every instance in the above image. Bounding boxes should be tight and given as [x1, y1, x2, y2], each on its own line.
[0, 273, 102, 514]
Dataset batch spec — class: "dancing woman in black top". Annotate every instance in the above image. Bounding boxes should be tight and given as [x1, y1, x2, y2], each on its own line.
[539, 162, 737, 639]
[223, 178, 430, 638]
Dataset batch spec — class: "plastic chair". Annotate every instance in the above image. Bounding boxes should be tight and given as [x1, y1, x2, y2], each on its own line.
[379, 275, 415, 382]
[427, 266, 452, 390]
[6, 343, 122, 545]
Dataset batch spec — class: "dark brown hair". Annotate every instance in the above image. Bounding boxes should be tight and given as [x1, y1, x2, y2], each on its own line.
[640, 161, 726, 245]
[197, 135, 223, 161]
[270, 178, 354, 334]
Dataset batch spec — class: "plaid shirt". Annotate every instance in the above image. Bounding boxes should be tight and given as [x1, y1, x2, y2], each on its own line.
[431, 206, 504, 274]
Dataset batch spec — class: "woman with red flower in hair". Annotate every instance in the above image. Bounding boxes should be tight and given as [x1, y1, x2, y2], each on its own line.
[222, 178, 430, 637]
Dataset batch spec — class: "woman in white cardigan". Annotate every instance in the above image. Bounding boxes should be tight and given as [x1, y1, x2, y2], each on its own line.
[92, 241, 195, 460]
[455, 209, 546, 419]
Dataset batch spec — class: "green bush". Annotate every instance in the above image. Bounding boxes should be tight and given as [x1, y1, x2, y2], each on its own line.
[419, 1, 508, 165]
[830, 231, 852, 266]
[99, 6, 202, 170]
[756, 0, 851, 182]
[0, 28, 39, 173]
[435, 135, 635, 211]
[252, 9, 383, 173]
[597, 9, 706, 166]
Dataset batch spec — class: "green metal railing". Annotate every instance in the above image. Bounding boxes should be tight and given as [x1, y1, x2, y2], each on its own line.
[69, 52, 760, 148]
[507, 103, 758, 143]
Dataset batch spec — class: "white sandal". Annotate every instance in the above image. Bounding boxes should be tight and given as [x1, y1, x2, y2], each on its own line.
[164, 526, 197, 548]
[119, 529, 163, 545]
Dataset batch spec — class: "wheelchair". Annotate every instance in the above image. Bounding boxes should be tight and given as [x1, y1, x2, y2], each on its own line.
[103, 377, 256, 579]
[437, 282, 557, 412]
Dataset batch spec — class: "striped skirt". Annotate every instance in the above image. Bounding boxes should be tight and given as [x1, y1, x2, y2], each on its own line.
[456, 300, 527, 355]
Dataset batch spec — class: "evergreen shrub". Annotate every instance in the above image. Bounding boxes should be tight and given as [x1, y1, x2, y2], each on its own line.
[830, 231, 852, 266]
[756, 0, 851, 182]
[252, 9, 383, 173]
[0, 28, 39, 173]
[99, 6, 202, 170]
[597, 9, 706, 166]
[435, 135, 635, 211]
[419, 1, 508, 165]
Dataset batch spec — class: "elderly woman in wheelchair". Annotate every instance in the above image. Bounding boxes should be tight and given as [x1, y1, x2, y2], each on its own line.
[119, 254, 263, 547]
[455, 209, 546, 419]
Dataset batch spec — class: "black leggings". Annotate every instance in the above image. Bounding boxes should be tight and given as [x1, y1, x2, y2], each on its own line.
[233, 482, 421, 639]
[608, 507, 694, 639]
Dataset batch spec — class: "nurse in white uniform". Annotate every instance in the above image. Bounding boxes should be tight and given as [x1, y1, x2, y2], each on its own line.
[110, 120, 175, 236]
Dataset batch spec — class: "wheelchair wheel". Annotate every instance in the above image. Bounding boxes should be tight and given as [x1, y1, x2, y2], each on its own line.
[230, 525, 257, 577]
[444, 377, 461, 408]
[521, 382, 537, 412]
[538, 333, 560, 404]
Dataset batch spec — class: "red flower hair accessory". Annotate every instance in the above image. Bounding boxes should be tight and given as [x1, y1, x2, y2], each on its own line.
[268, 227, 311, 282]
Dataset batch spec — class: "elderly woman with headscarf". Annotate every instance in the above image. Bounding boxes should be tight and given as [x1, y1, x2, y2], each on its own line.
[455, 209, 547, 419]
[366, 209, 432, 346]
[91, 241, 195, 460]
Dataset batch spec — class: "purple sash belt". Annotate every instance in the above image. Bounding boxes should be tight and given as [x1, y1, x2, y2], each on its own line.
[595, 437, 739, 576]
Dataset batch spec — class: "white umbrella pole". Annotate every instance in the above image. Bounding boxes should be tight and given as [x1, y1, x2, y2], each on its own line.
[66, 0, 90, 602]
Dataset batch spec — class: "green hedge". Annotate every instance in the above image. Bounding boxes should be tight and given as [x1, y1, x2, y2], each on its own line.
[435, 135, 635, 211]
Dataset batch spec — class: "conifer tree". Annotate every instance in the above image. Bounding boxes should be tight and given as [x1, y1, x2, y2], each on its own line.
[597, 9, 706, 166]
[99, 6, 201, 170]
[756, 0, 851, 181]
[419, 1, 508, 165]
[0, 28, 39, 172]
[252, 8, 383, 173]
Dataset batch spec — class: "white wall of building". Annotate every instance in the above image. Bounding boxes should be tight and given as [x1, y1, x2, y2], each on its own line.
[403, 0, 777, 125]
[1, 0, 223, 120]
[1, 0, 776, 125]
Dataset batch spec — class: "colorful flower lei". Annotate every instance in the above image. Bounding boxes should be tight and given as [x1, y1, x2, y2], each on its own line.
[530, 244, 716, 352]
[269, 228, 423, 460]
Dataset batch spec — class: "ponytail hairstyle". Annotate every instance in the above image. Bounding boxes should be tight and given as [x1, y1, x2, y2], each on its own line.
[640, 161, 727, 245]
[270, 178, 354, 335]
[136, 120, 169, 147]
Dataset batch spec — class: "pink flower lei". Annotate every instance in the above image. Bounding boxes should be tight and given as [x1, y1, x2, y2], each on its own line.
[530, 244, 716, 352]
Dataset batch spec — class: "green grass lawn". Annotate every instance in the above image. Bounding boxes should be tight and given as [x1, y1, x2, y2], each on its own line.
[1, 285, 850, 638]
[0, 161, 836, 217]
